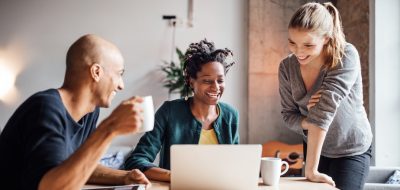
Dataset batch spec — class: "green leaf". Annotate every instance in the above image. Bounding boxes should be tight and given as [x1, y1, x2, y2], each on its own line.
[160, 47, 188, 97]
[176, 48, 185, 65]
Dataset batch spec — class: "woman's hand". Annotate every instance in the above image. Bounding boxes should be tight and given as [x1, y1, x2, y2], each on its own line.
[144, 167, 171, 182]
[307, 90, 322, 111]
[305, 169, 335, 187]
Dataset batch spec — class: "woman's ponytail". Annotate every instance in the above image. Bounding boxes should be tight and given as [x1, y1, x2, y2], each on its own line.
[323, 2, 346, 68]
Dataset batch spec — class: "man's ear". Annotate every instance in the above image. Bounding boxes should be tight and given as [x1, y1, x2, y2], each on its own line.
[90, 63, 103, 82]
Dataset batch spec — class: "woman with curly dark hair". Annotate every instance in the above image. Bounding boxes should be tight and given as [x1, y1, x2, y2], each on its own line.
[123, 39, 239, 182]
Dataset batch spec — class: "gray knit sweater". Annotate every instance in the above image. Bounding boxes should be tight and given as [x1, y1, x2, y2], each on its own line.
[278, 43, 373, 158]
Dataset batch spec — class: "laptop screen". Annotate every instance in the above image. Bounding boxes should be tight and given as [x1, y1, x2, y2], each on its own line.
[171, 144, 262, 190]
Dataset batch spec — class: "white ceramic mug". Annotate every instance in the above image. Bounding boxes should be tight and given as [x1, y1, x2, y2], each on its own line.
[260, 157, 289, 186]
[137, 96, 155, 133]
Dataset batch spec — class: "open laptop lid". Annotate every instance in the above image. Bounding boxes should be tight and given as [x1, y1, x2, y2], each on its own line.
[171, 144, 262, 190]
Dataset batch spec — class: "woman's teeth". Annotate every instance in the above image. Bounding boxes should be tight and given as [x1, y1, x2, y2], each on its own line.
[297, 55, 308, 60]
[206, 92, 219, 98]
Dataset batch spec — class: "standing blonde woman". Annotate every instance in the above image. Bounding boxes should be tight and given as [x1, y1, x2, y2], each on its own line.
[278, 2, 372, 190]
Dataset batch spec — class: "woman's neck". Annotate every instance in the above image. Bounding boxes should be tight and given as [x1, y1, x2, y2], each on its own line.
[190, 98, 219, 127]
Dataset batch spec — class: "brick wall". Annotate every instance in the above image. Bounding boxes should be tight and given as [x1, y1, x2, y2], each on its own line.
[336, 0, 370, 116]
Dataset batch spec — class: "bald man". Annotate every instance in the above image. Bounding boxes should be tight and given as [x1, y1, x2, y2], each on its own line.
[0, 34, 151, 190]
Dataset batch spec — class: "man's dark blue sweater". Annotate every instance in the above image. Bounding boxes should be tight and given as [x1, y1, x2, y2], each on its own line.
[0, 89, 99, 190]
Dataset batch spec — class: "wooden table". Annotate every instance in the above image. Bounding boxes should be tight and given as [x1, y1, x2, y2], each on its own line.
[147, 177, 338, 190]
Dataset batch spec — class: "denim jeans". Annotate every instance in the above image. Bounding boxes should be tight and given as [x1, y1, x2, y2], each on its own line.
[303, 142, 372, 190]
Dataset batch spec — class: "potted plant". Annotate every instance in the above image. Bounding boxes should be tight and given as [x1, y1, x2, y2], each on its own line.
[161, 48, 188, 98]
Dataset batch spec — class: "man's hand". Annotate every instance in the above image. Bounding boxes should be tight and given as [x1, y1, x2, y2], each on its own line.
[124, 169, 152, 188]
[103, 96, 144, 135]
[305, 169, 335, 187]
[307, 90, 322, 111]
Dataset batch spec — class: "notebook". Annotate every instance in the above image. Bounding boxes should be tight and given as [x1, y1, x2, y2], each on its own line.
[170, 144, 262, 190]
[82, 184, 145, 190]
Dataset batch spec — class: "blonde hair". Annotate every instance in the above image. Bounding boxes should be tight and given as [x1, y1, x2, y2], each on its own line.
[289, 2, 346, 68]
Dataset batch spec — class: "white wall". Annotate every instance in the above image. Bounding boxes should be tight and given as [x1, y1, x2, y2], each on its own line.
[369, 0, 376, 166]
[0, 0, 248, 145]
[374, 0, 400, 166]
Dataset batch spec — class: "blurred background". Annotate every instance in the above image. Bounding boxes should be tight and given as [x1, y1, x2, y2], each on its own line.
[0, 0, 399, 167]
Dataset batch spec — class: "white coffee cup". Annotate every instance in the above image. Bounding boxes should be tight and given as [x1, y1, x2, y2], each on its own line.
[137, 96, 155, 133]
[260, 157, 289, 186]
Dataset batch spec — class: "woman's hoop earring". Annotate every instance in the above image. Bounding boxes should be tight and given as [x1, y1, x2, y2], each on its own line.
[184, 85, 189, 101]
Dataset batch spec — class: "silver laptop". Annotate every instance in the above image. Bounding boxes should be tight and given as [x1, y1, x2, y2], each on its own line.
[170, 145, 262, 190]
